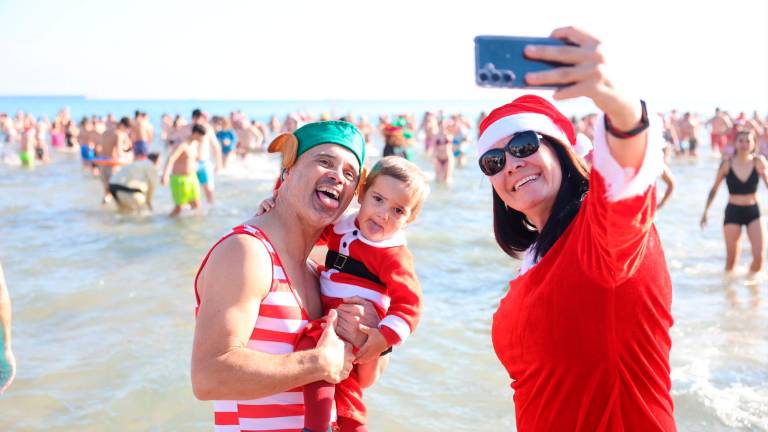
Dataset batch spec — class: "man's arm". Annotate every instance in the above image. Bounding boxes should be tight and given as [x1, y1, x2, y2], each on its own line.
[253, 126, 265, 150]
[0, 263, 16, 394]
[145, 164, 158, 210]
[161, 142, 185, 184]
[657, 164, 675, 210]
[748, 119, 765, 136]
[209, 132, 223, 170]
[191, 235, 352, 401]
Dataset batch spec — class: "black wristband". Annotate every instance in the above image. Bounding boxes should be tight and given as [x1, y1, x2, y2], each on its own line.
[604, 100, 649, 139]
[380, 346, 393, 356]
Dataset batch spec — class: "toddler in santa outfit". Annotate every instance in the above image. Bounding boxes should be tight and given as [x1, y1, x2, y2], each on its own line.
[260, 150, 428, 432]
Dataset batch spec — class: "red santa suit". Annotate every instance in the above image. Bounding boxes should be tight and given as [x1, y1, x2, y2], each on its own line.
[481, 97, 676, 431]
[302, 212, 422, 426]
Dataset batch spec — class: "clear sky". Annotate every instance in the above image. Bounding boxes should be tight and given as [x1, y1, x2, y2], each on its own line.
[0, 0, 766, 112]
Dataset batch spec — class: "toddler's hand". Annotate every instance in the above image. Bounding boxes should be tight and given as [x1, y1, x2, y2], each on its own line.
[354, 325, 389, 365]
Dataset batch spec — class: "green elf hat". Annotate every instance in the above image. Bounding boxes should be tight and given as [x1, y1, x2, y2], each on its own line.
[268, 120, 367, 192]
[268, 120, 365, 174]
[295, 121, 366, 169]
[269, 121, 365, 169]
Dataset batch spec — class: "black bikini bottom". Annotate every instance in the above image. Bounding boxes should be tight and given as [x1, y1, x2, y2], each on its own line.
[724, 203, 760, 226]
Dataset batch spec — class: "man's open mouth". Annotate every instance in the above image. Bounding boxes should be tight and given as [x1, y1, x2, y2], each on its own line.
[315, 184, 340, 209]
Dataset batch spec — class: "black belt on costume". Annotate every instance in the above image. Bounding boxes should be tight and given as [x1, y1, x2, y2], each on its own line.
[325, 250, 382, 286]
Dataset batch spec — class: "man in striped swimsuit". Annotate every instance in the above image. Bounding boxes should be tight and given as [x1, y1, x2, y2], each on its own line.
[192, 121, 386, 432]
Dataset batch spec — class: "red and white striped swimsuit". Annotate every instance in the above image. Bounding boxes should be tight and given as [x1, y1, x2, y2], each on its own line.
[195, 224, 310, 432]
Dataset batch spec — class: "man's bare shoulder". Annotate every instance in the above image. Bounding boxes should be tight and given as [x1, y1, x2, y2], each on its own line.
[209, 233, 272, 264]
[198, 232, 274, 301]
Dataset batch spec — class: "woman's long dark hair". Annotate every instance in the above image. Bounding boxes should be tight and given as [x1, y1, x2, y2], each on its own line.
[493, 137, 590, 260]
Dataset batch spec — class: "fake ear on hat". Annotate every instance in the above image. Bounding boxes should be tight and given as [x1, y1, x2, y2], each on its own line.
[267, 133, 298, 169]
[356, 167, 368, 196]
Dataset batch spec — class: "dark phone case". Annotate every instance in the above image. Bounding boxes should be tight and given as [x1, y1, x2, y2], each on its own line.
[474, 35, 572, 89]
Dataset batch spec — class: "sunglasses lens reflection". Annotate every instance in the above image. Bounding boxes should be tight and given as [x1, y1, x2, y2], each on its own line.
[507, 131, 540, 159]
[479, 149, 506, 176]
[509, 140, 539, 158]
[479, 132, 542, 176]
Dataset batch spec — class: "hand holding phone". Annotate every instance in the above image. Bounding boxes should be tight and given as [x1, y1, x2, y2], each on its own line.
[475, 27, 643, 132]
[475, 36, 573, 89]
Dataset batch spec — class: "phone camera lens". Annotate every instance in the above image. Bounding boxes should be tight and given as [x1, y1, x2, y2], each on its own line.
[478, 72, 489, 82]
[501, 71, 513, 83]
[490, 72, 501, 82]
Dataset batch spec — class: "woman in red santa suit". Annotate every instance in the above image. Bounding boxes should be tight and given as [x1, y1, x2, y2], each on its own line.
[480, 27, 675, 431]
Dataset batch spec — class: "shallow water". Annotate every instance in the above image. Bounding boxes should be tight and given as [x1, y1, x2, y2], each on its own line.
[0, 142, 766, 431]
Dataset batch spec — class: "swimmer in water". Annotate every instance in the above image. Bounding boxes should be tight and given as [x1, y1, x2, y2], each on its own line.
[702, 130, 768, 276]
[130, 111, 154, 153]
[19, 116, 37, 169]
[432, 119, 454, 184]
[171, 109, 223, 205]
[706, 108, 733, 156]
[162, 124, 204, 217]
[79, 117, 98, 170]
[97, 117, 132, 204]
[214, 116, 237, 170]
[108, 149, 160, 213]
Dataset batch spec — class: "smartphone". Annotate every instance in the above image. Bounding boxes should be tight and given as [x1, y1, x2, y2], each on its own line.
[474, 35, 572, 89]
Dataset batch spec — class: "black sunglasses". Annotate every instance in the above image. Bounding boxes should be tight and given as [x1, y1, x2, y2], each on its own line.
[478, 130, 544, 176]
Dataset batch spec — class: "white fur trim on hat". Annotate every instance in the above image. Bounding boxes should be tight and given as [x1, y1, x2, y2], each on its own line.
[477, 113, 570, 155]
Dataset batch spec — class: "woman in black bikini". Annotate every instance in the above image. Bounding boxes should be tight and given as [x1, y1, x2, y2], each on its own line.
[432, 122, 453, 184]
[701, 130, 768, 273]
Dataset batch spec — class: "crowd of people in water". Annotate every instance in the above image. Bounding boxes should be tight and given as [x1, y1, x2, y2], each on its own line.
[2, 105, 767, 277]
[3, 103, 766, 275]
[0, 107, 479, 213]
[0, 105, 764, 235]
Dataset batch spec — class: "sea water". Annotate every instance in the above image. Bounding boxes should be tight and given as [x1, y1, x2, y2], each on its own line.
[0, 98, 765, 431]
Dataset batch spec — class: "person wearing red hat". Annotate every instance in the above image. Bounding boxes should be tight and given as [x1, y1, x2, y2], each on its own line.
[479, 27, 674, 431]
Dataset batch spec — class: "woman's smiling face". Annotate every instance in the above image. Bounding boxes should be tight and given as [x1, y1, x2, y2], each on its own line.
[488, 136, 563, 227]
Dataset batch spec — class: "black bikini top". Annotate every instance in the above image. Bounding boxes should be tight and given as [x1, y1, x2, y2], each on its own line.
[726, 161, 759, 195]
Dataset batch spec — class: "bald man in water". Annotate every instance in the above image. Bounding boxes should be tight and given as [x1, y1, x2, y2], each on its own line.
[131, 111, 154, 150]
[98, 117, 131, 203]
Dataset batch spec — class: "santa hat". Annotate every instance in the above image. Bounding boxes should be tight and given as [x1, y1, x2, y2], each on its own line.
[477, 95, 592, 157]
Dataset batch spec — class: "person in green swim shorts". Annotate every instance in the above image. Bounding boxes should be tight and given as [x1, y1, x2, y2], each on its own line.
[19, 119, 37, 169]
[162, 124, 205, 217]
